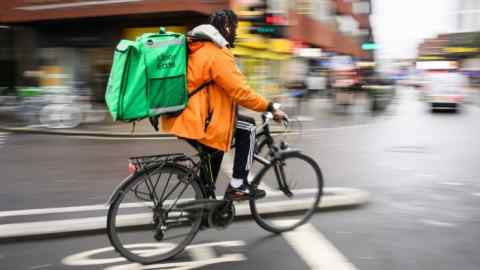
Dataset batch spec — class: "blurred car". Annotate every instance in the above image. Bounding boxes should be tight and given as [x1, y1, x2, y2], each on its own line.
[424, 72, 467, 112]
[362, 75, 396, 112]
[332, 70, 358, 106]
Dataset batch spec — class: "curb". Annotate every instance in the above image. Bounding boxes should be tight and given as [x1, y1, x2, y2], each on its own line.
[0, 125, 290, 138]
[0, 125, 173, 138]
[0, 187, 369, 241]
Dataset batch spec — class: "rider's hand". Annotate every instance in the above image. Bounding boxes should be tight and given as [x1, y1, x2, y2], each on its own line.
[273, 109, 287, 122]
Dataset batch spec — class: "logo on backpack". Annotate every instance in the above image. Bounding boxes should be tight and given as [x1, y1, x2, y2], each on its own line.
[156, 54, 175, 69]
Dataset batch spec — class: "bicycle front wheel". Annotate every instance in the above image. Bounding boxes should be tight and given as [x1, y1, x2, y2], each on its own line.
[250, 152, 323, 233]
[107, 164, 204, 264]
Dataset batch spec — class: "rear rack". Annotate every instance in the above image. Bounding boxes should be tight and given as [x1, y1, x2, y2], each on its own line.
[128, 153, 190, 170]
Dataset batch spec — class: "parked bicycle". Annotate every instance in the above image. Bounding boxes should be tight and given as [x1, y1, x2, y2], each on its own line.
[106, 113, 324, 264]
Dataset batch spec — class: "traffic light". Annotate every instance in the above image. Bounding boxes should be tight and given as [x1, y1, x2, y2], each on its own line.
[238, 1, 288, 38]
[248, 13, 288, 38]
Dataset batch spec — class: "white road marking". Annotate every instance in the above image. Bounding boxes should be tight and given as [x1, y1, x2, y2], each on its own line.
[296, 116, 315, 122]
[0, 132, 7, 144]
[419, 219, 457, 228]
[0, 187, 364, 218]
[62, 241, 246, 269]
[0, 188, 370, 239]
[441, 182, 465, 186]
[279, 222, 358, 270]
[25, 124, 49, 128]
[103, 254, 246, 270]
[335, 231, 354, 235]
[30, 264, 53, 269]
[189, 246, 217, 261]
[0, 204, 107, 218]
[302, 123, 376, 133]
[357, 256, 377, 260]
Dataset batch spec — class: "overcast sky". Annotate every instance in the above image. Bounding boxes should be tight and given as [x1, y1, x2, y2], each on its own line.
[371, 0, 458, 59]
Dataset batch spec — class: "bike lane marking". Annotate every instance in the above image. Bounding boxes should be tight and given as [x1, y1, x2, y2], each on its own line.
[0, 187, 370, 239]
[0, 132, 8, 145]
[277, 221, 358, 270]
[59, 225, 356, 270]
[0, 187, 368, 218]
[61, 241, 246, 270]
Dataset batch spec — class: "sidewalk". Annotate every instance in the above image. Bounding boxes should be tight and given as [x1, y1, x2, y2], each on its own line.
[0, 110, 272, 137]
[0, 95, 373, 136]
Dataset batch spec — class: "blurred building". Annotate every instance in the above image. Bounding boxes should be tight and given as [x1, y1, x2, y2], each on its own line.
[234, 0, 374, 97]
[0, 0, 374, 101]
[0, 1, 229, 101]
[417, 0, 480, 86]
[456, 0, 480, 33]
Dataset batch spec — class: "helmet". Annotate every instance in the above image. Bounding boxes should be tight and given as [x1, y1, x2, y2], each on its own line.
[208, 9, 238, 48]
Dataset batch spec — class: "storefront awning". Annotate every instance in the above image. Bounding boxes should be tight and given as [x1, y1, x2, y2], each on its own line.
[0, 0, 230, 23]
[232, 46, 290, 61]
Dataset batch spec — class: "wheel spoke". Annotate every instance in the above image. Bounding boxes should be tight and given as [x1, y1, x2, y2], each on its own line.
[166, 183, 190, 213]
[161, 181, 182, 203]
[159, 170, 175, 202]
[107, 164, 204, 264]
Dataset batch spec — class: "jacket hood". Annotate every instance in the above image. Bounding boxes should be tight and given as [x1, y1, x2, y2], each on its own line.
[188, 24, 229, 48]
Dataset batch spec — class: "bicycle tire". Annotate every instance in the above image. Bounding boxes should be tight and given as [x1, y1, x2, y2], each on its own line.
[249, 151, 323, 233]
[107, 163, 204, 264]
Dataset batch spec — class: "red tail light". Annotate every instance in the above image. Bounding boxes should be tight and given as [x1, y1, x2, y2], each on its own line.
[128, 163, 137, 174]
[449, 96, 464, 102]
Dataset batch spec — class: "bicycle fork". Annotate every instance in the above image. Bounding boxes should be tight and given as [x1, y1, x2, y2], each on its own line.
[273, 160, 293, 197]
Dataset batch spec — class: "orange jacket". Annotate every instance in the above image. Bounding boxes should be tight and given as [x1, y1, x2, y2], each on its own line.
[162, 41, 270, 151]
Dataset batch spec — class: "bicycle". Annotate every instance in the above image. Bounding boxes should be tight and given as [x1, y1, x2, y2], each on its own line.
[106, 113, 324, 264]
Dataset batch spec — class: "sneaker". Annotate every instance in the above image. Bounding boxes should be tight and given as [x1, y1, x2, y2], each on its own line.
[224, 184, 266, 201]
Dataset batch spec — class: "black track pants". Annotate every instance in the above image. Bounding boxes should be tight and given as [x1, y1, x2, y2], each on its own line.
[187, 114, 256, 184]
[232, 114, 256, 181]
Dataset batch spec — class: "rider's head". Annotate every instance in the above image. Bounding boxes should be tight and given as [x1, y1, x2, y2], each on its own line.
[209, 9, 238, 48]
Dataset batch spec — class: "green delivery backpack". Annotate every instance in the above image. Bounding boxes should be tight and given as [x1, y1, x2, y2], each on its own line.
[106, 28, 196, 123]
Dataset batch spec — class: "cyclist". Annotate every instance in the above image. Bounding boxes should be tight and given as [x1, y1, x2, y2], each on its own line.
[162, 9, 286, 201]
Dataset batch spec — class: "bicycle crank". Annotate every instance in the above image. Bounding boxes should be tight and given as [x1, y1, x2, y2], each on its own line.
[208, 201, 235, 230]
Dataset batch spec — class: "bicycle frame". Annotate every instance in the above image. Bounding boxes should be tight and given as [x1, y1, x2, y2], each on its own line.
[106, 114, 298, 206]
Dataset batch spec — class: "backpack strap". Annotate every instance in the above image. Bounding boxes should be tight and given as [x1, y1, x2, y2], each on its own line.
[148, 80, 213, 132]
[189, 80, 213, 98]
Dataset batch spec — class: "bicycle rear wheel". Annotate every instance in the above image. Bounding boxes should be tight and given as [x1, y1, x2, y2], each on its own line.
[107, 164, 204, 264]
[249, 152, 323, 233]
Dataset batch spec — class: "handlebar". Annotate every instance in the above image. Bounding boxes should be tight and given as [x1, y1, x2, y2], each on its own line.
[261, 112, 289, 129]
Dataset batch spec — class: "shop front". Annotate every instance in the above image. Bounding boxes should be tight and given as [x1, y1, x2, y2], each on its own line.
[0, 26, 15, 95]
[232, 20, 293, 99]
[1, 0, 229, 101]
